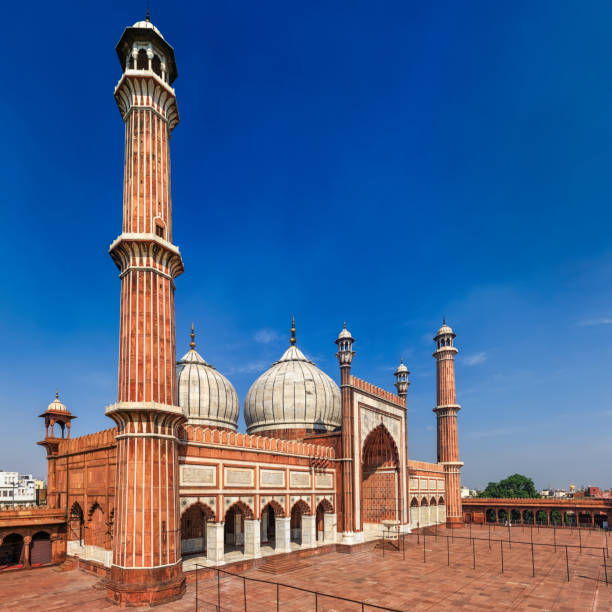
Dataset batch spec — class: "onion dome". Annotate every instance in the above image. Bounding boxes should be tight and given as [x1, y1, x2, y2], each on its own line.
[394, 360, 409, 376]
[176, 324, 239, 430]
[244, 317, 341, 435]
[47, 390, 68, 413]
[336, 322, 353, 342]
[132, 18, 165, 39]
[434, 318, 456, 340]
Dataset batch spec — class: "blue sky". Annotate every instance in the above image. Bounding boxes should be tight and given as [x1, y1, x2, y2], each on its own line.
[2, 1, 612, 490]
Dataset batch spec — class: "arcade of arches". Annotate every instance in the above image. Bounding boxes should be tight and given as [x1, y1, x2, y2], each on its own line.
[463, 499, 610, 528]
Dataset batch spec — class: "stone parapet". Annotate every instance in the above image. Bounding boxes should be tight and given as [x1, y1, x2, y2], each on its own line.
[181, 426, 335, 459]
[350, 376, 406, 408]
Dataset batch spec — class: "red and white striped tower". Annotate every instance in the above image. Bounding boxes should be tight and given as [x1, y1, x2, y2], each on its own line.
[335, 323, 356, 541]
[105, 15, 186, 606]
[433, 320, 464, 528]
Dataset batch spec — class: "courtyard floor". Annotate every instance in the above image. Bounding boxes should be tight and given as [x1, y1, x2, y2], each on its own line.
[1, 524, 612, 611]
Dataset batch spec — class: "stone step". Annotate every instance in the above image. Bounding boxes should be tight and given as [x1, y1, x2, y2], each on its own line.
[258, 556, 309, 575]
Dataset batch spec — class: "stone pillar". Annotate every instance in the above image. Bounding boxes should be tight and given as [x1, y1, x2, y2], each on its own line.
[323, 513, 336, 543]
[206, 523, 224, 565]
[234, 513, 244, 546]
[261, 510, 268, 543]
[275, 517, 291, 552]
[302, 515, 316, 548]
[244, 519, 261, 558]
[23, 536, 31, 568]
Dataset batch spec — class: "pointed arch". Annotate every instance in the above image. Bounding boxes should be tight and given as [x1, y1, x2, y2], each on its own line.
[410, 496, 420, 507]
[316, 498, 334, 514]
[262, 500, 285, 518]
[430, 497, 437, 506]
[362, 423, 399, 468]
[224, 500, 253, 521]
[182, 501, 215, 521]
[438, 496, 444, 505]
[421, 496, 429, 506]
[290, 499, 311, 515]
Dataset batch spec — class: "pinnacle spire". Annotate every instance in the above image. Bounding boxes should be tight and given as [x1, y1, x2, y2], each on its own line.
[190, 322, 196, 349]
[145, 0, 151, 22]
[290, 314, 296, 346]
[55, 389, 59, 400]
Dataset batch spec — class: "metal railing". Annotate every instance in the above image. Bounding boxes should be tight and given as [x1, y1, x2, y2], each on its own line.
[381, 523, 609, 584]
[194, 564, 403, 611]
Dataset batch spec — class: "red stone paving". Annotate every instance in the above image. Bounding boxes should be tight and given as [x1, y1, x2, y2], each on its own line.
[1, 525, 612, 611]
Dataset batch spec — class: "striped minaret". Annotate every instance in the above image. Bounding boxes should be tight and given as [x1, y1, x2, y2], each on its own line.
[433, 320, 464, 528]
[105, 15, 186, 606]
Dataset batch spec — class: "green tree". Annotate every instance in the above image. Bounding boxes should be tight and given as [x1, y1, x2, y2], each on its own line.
[478, 474, 540, 498]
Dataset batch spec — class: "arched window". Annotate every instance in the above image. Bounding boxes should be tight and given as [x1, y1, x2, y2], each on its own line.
[137, 48, 148, 70]
[152, 55, 162, 77]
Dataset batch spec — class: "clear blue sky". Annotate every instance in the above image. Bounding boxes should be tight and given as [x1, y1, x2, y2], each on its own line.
[2, 1, 611, 490]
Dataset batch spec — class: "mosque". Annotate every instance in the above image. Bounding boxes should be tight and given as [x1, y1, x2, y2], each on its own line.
[0, 16, 464, 606]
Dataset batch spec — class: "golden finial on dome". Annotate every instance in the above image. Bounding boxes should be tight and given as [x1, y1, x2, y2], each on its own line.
[290, 314, 296, 346]
[55, 389, 59, 400]
[190, 322, 196, 349]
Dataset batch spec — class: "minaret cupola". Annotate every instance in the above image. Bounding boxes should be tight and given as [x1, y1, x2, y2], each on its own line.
[335, 322, 355, 368]
[394, 360, 410, 398]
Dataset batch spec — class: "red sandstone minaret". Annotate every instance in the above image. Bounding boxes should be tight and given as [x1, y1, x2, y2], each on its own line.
[105, 15, 186, 606]
[433, 320, 464, 528]
[336, 323, 356, 541]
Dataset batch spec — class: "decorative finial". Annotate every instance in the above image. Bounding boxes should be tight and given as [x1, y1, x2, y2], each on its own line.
[145, 0, 151, 22]
[190, 322, 196, 349]
[400, 358, 403, 364]
[343, 321, 346, 329]
[55, 389, 59, 400]
[290, 314, 296, 346]
[443, 315, 446, 325]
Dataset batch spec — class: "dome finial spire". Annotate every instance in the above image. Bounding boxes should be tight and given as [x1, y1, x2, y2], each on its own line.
[190, 322, 196, 349]
[290, 314, 296, 346]
[55, 389, 59, 400]
[145, 0, 151, 22]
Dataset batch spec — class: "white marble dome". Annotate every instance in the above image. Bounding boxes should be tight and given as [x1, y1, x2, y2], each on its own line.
[244, 341, 341, 435]
[132, 18, 165, 39]
[177, 331, 239, 431]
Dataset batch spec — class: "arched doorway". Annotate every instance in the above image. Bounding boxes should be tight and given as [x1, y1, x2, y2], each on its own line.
[261, 501, 283, 548]
[87, 502, 109, 549]
[430, 497, 438, 524]
[420, 497, 429, 526]
[0, 534, 24, 569]
[361, 424, 399, 527]
[290, 500, 311, 545]
[315, 499, 333, 542]
[69, 502, 84, 543]
[224, 502, 253, 554]
[30, 531, 52, 567]
[181, 503, 214, 556]
[410, 497, 419, 527]
[486, 509, 496, 523]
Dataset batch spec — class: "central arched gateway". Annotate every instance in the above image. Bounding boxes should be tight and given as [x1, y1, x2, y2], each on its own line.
[361, 424, 399, 526]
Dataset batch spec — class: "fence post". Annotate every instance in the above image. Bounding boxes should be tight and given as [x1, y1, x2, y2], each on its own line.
[243, 575, 247, 612]
[195, 565, 198, 612]
[217, 569, 221, 611]
[277, 582, 279, 612]
[579, 526, 582, 554]
[488, 523, 491, 550]
[500, 540, 504, 574]
[565, 545, 570, 582]
[447, 534, 450, 566]
[403, 533, 405, 561]
[315, 592, 318, 611]
[423, 534, 426, 563]
[604, 548, 609, 586]
[472, 537, 475, 570]
[531, 542, 535, 577]
[508, 523, 511, 549]
[554, 526, 557, 552]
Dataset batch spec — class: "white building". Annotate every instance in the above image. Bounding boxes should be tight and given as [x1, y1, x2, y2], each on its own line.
[0, 470, 38, 505]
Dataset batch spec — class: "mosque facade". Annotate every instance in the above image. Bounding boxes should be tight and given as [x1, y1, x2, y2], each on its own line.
[0, 17, 464, 606]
